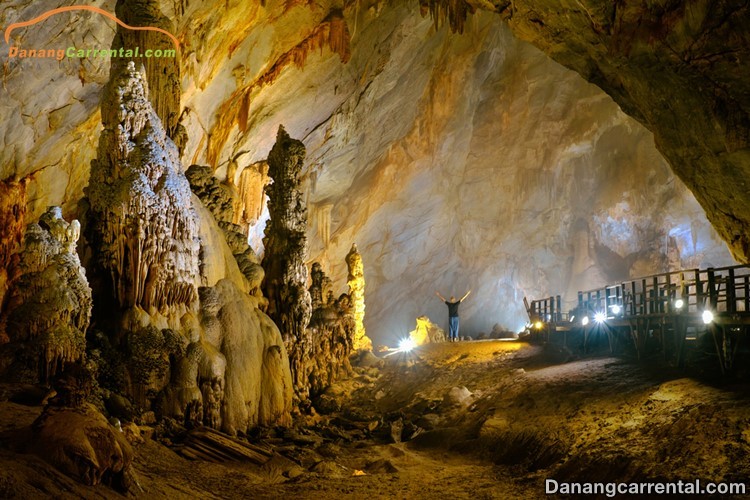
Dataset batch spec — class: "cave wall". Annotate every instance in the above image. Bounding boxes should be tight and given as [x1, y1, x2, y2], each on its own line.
[438, 0, 750, 263]
[0, 1, 736, 346]
[303, 10, 734, 341]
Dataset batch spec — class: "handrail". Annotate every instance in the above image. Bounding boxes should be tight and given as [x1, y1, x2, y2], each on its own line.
[528, 264, 750, 324]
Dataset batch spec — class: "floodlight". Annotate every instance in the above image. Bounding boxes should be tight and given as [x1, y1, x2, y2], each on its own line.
[594, 312, 606, 323]
[702, 310, 714, 325]
[534, 321, 543, 330]
[611, 304, 621, 315]
[581, 316, 589, 326]
[675, 298, 684, 309]
[399, 338, 417, 352]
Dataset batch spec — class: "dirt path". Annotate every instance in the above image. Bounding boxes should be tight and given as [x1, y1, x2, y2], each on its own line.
[2, 340, 749, 498]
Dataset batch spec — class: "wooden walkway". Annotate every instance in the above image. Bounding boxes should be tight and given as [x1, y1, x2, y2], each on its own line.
[525, 265, 750, 373]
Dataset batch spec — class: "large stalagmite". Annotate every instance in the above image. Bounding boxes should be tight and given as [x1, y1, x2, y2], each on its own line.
[0, 207, 92, 384]
[86, 63, 198, 321]
[85, 62, 291, 433]
[346, 244, 371, 351]
[261, 126, 313, 399]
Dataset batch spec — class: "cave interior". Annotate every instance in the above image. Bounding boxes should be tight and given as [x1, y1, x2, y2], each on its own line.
[1, 0, 750, 497]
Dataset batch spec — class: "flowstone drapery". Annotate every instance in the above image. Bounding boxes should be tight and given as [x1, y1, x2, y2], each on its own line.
[237, 161, 270, 230]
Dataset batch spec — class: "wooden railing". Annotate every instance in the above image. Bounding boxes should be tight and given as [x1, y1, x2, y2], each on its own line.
[529, 265, 750, 323]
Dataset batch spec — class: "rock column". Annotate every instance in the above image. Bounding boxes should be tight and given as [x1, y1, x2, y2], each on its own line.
[261, 126, 313, 397]
[346, 243, 371, 351]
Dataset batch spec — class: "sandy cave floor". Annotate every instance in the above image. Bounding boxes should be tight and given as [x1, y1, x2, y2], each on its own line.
[1, 340, 750, 499]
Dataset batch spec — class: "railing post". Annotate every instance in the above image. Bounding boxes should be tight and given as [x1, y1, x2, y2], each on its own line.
[727, 268, 736, 313]
[695, 269, 703, 309]
[550, 296, 555, 323]
[707, 268, 717, 309]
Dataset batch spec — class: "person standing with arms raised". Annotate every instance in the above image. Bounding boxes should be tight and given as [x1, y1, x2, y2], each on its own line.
[436, 290, 471, 342]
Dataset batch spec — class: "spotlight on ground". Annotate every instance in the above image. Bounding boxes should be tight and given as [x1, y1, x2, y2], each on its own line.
[702, 310, 714, 325]
[534, 321, 543, 330]
[594, 312, 606, 324]
[610, 304, 621, 315]
[581, 316, 589, 326]
[675, 298, 684, 309]
[398, 338, 417, 352]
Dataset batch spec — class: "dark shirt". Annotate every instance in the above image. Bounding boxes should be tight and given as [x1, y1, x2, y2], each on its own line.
[445, 300, 461, 317]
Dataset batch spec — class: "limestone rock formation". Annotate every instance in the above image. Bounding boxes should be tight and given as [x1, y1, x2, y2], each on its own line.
[300, 9, 734, 340]
[425, 1, 750, 263]
[195, 280, 293, 431]
[0, 1, 738, 348]
[261, 126, 313, 396]
[0, 177, 27, 309]
[31, 403, 133, 489]
[346, 244, 371, 351]
[307, 262, 355, 398]
[0, 207, 91, 384]
[237, 161, 271, 230]
[409, 316, 447, 346]
[186, 165, 265, 294]
[111, 0, 181, 141]
[86, 61, 198, 320]
[82, 61, 291, 434]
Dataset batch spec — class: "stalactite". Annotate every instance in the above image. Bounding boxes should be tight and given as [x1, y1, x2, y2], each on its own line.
[419, 0, 475, 34]
[0, 207, 91, 385]
[87, 62, 199, 314]
[261, 126, 313, 400]
[346, 243, 371, 351]
[207, 10, 351, 167]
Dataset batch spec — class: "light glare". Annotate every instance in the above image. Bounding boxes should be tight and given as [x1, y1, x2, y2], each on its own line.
[534, 321, 543, 329]
[611, 304, 621, 315]
[675, 298, 684, 309]
[702, 310, 714, 325]
[399, 338, 417, 352]
[581, 316, 590, 326]
[594, 312, 606, 323]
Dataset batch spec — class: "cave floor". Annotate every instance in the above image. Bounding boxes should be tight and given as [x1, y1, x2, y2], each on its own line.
[2, 340, 750, 499]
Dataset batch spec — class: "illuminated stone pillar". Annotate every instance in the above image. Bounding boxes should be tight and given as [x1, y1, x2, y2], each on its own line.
[261, 126, 312, 398]
[346, 243, 371, 351]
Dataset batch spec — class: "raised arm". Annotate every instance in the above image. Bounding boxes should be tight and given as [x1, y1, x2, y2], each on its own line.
[435, 291, 447, 302]
[460, 290, 472, 302]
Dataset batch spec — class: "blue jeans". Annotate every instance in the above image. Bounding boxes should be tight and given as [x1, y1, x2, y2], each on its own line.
[449, 316, 459, 340]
